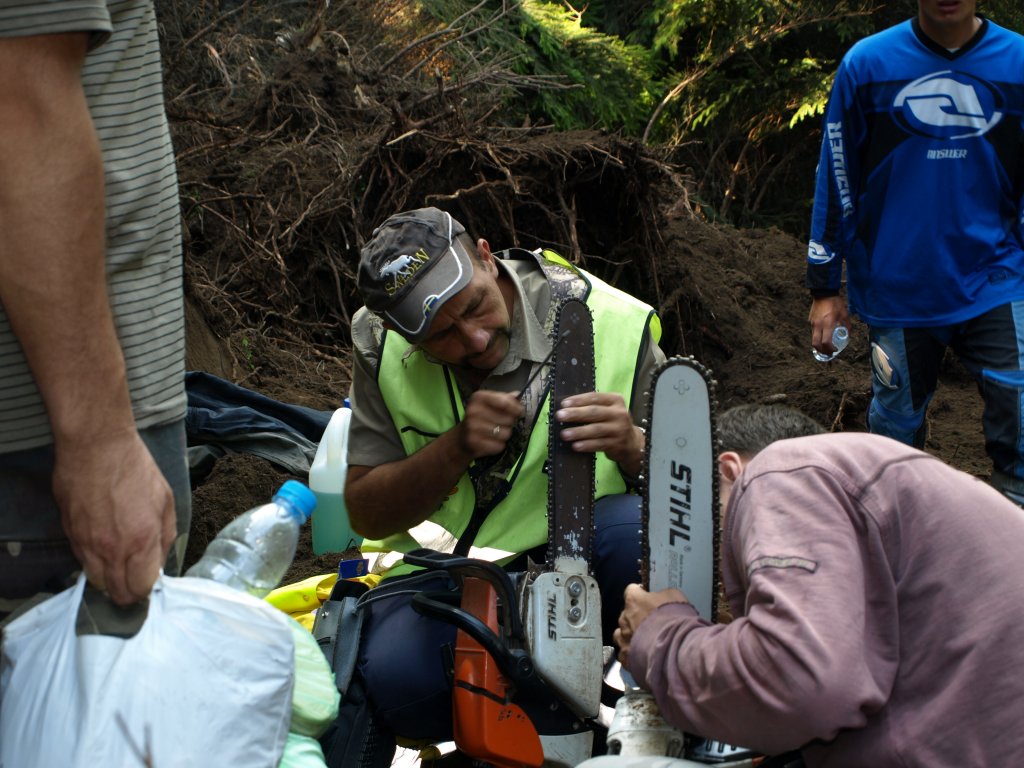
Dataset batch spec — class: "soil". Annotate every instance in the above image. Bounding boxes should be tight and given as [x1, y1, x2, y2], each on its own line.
[164, 2, 991, 585]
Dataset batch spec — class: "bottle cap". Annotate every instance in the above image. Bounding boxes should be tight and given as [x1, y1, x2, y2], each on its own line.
[275, 480, 317, 523]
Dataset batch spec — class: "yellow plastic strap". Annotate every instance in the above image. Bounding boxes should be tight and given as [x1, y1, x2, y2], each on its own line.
[266, 572, 381, 629]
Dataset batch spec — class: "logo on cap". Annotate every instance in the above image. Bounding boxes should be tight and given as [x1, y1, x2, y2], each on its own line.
[379, 249, 430, 296]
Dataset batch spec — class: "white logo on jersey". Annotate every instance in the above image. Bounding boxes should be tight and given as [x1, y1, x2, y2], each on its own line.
[893, 71, 1003, 140]
[926, 148, 969, 159]
[827, 122, 854, 217]
[808, 240, 833, 265]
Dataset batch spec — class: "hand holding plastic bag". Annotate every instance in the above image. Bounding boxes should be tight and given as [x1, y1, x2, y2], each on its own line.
[0, 574, 295, 768]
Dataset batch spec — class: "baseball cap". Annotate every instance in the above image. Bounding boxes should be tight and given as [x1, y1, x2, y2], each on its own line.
[357, 207, 474, 342]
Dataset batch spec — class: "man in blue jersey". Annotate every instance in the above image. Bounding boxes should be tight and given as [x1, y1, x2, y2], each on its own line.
[806, 0, 1024, 504]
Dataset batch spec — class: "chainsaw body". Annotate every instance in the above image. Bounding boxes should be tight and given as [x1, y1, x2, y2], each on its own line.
[522, 563, 603, 720]
[452, 577, 544, 768]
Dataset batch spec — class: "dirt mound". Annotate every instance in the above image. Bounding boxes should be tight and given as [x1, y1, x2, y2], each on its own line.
[164, 2, 988, 581]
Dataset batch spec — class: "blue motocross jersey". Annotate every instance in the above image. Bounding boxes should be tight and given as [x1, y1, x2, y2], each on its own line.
[806, 18, 1024, 327]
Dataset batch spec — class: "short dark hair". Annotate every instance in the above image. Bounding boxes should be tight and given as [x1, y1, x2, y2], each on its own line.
[717, 404, 825, 457]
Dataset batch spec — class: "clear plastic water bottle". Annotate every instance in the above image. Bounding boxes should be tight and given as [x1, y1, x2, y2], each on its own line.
[186, 479, 317, 597]
[812, 325, 849, 362]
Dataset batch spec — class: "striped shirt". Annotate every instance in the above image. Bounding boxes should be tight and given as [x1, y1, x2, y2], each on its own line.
[0, 0, 186, 452]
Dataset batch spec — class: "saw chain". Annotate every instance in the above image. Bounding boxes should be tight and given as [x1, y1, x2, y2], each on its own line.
[523, 297, 603, 726]
[546, 297, 597, 573]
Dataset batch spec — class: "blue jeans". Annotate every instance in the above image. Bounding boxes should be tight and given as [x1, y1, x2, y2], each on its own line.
[867, 301, 1024, 500]
[355, 493, 643, 741]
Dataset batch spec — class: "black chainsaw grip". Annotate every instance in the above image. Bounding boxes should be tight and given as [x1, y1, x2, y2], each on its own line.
[403, 548, 525, 640]
[410, 591, 536, 688]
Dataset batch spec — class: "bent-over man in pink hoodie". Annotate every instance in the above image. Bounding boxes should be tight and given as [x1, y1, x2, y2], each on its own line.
[616, 404, 1024, 767]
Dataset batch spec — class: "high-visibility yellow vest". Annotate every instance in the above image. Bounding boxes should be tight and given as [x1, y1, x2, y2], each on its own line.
[362, 250, 660, 574]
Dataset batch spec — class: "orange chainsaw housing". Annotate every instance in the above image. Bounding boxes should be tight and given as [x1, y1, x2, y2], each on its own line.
[452, 577, 544, 768]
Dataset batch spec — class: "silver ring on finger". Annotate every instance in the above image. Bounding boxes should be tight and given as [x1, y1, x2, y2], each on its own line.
[492, 424, 501, 437]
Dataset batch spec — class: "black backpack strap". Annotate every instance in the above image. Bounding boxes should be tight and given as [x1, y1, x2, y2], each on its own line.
[318, 672, 397, 768]
[312, 578, 370, 696]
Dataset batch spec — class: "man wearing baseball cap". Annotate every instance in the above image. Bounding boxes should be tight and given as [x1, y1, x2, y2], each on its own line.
[328, 206, 665, 755]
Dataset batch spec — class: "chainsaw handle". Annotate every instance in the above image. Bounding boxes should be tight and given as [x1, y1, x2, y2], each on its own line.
[411, 591, 537, 689]
[404, 549, 525, 640]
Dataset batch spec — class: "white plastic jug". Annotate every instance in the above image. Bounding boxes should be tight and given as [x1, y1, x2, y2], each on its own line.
[308, 407, 362, 555]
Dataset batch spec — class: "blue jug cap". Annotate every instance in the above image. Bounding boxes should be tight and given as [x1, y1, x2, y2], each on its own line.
[275, 480, 317, 523]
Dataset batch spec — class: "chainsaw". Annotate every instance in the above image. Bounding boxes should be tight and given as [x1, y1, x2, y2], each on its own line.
[520, 298, 604, 764]
[406, 316, 761, 768]
[405, 298, 603, 768]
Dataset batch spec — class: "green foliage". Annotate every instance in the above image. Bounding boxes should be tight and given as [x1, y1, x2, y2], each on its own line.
[980, 0, 1024, 32]
[409, 0, 1024, 235]
[565, 0, 654, 42]
[517, 1, 661, 133]
[417, 0, 662, 134]
[642, 1, 877, 137]
[628, 0, 879, 231]
[789, 64, 838, 129]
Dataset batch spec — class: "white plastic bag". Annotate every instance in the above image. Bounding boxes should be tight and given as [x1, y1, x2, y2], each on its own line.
[0, 574, 295, 768]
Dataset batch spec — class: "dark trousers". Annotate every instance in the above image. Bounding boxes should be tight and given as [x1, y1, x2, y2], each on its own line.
[0, 419, 191, 606]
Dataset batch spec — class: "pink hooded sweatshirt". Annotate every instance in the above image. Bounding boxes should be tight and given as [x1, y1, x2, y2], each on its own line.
[629, 432, 1024, 767]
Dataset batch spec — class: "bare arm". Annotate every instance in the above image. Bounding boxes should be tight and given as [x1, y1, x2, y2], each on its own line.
[345, 389, 523, 539]
[0, 33, 174, 605]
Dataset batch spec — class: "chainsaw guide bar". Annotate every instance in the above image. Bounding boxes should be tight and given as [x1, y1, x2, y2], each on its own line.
[547, 298, 596, 572]
[641, 356, 720, 622]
